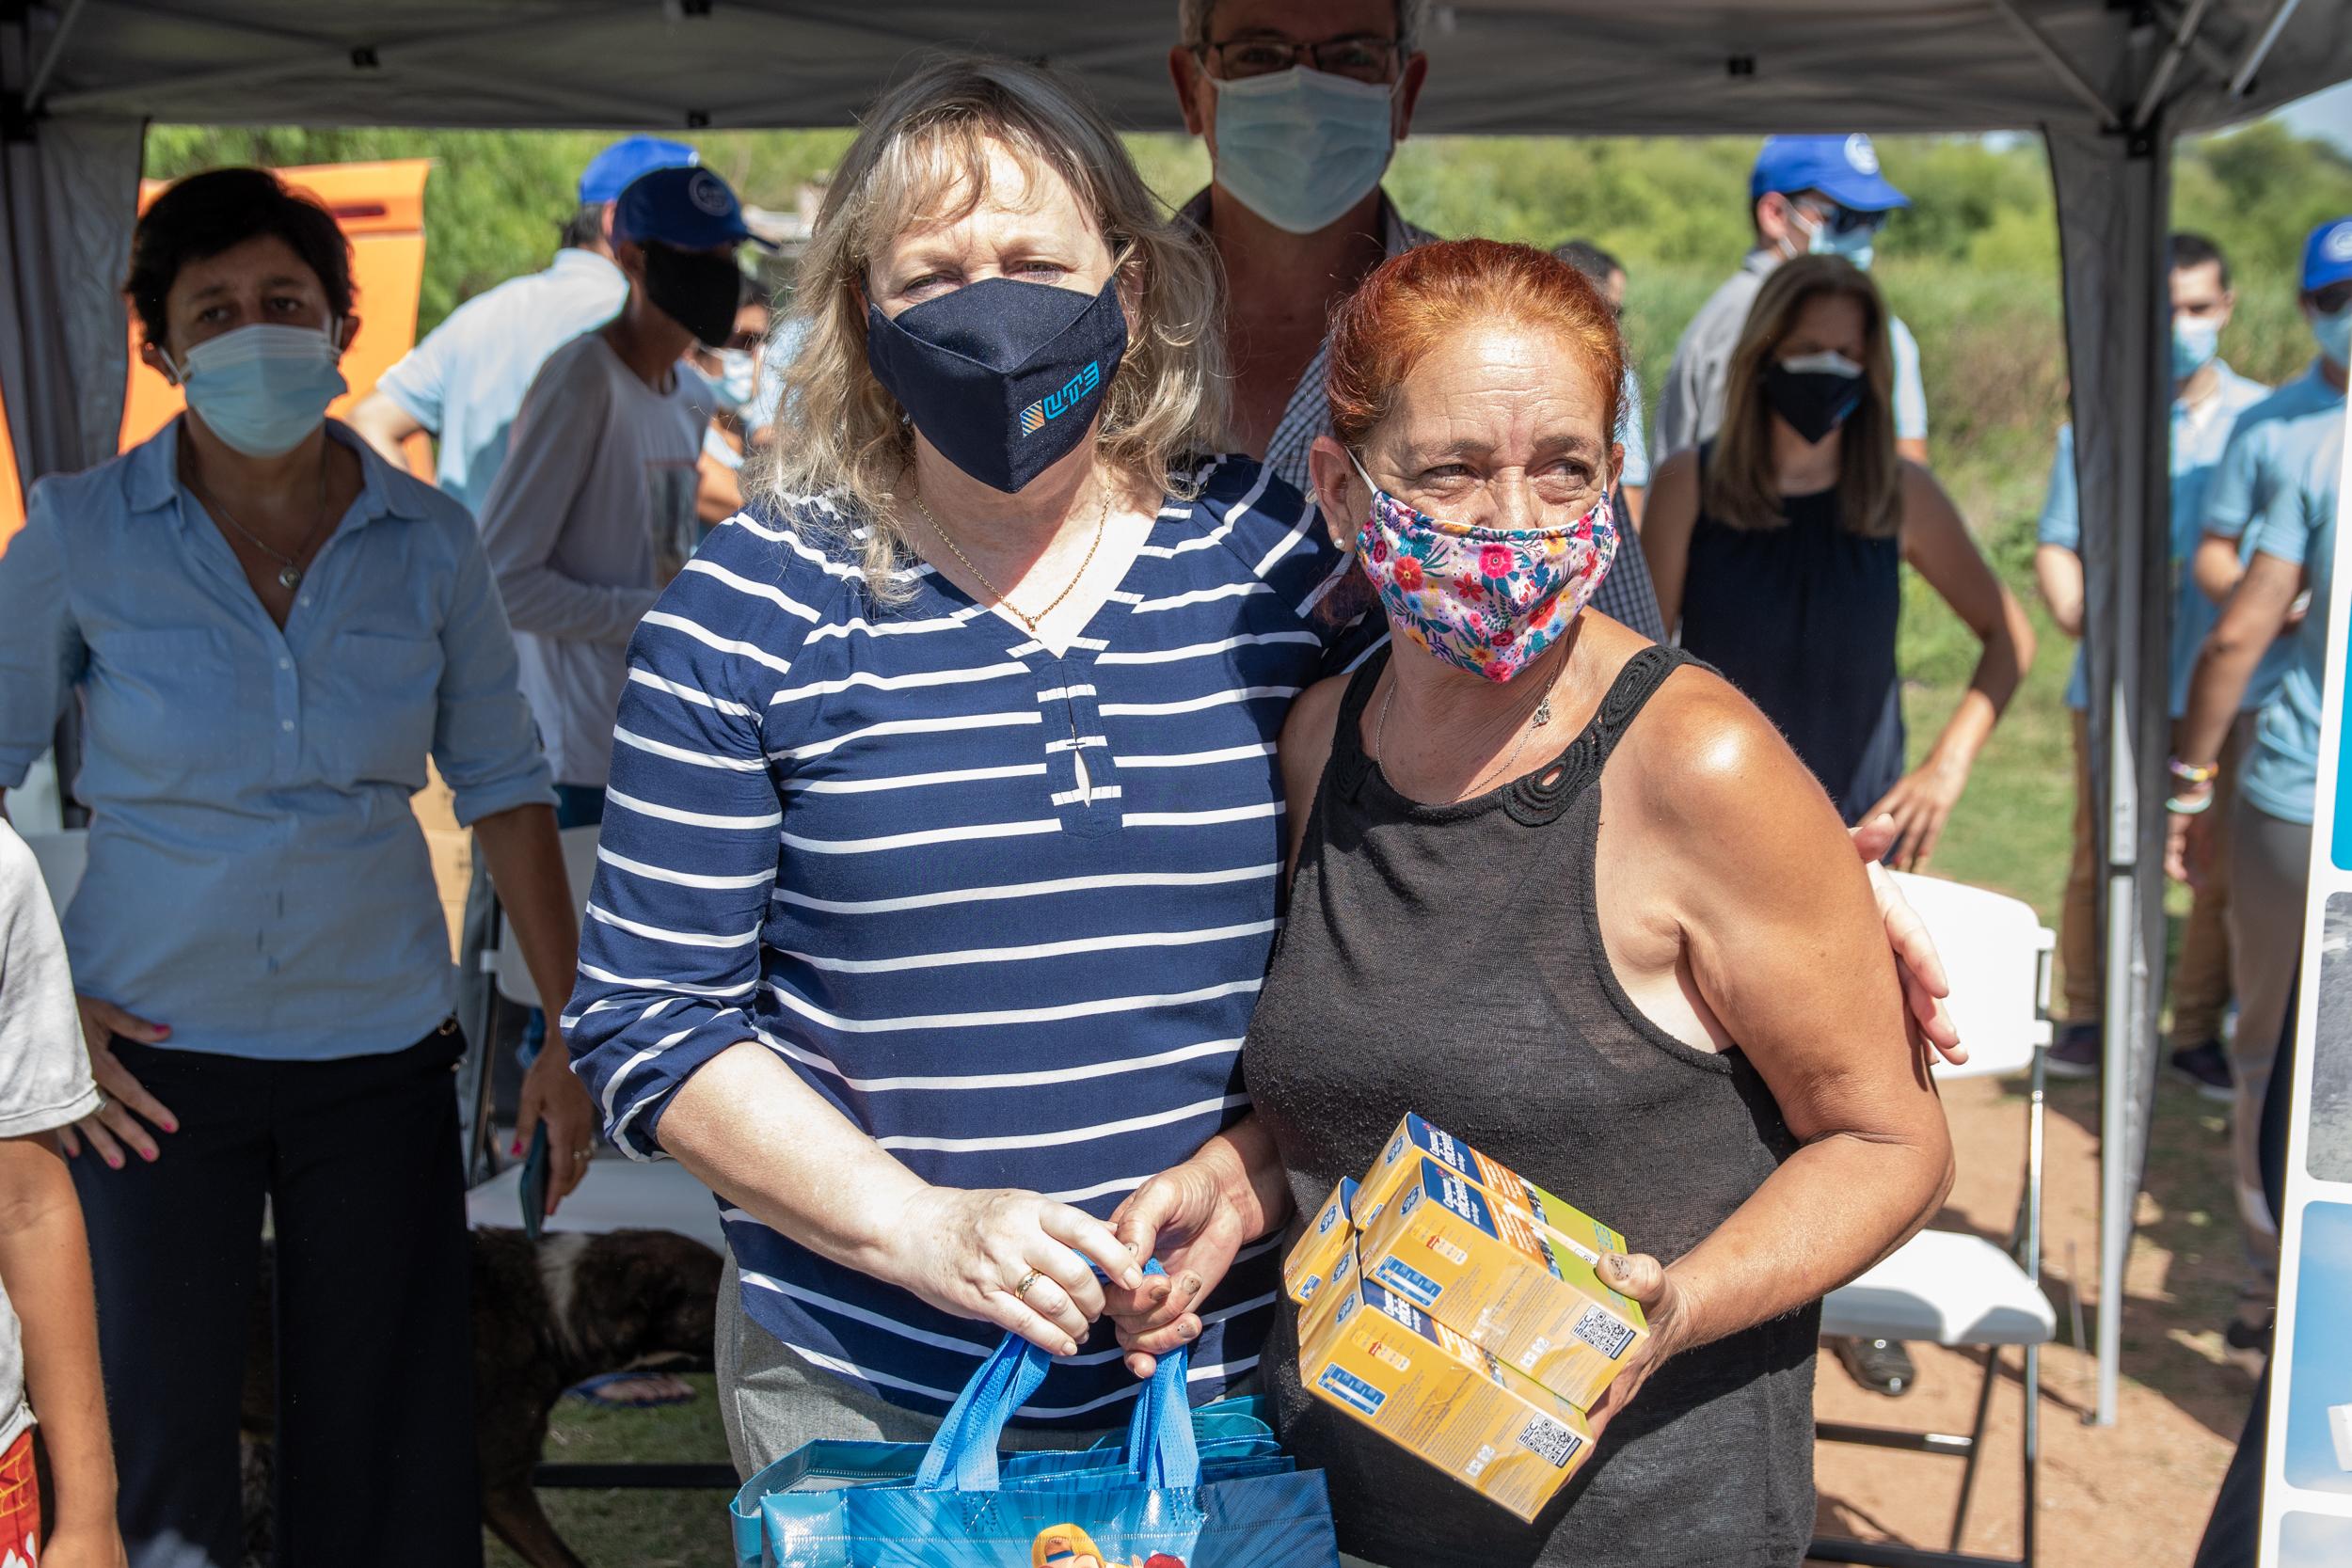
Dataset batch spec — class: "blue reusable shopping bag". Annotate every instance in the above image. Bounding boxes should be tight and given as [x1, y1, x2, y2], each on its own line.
[729, 1330, 1339, 1568]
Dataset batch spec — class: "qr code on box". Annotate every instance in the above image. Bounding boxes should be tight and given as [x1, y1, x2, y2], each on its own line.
[1518, 1413, 1583, 1468]
[1571, 1302, 1636, 1359]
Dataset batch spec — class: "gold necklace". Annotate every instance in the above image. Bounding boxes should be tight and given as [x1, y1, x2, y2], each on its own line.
[910, 483, 1111, 634]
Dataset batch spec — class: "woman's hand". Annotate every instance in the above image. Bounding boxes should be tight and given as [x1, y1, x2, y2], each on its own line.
[1861, 758, 1968, 873]
[1104, 1161, 1254, 1378]
[1579, 1252, 1699, 1445]
[1850, 815, 1963, 1066]
[57, 997, 177, 1169]
[516, 1033, 597, 1216]
[881, 1186, 1143, 1359]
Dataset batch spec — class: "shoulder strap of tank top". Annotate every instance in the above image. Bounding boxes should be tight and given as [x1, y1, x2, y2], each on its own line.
[1503, 643, 1692, 827]
[1327, 642, 1391, 799]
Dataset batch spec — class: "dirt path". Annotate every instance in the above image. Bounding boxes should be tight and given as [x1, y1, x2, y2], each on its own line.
[1811, 1071, 2258, 1563]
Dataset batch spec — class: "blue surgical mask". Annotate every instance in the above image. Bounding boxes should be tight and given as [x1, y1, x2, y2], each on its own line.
[1805, 215, 1876, 272]
[167, 324, 347, 458]
[2171, 316, 2221, 381]
[712, 347, 757, 410]
[1209, 67, 1394, 236]
[2314, 304, 2352, 371]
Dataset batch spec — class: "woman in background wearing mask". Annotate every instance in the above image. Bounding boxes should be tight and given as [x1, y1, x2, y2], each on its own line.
[689, 273, 775, 526]
[1107, 240, 1952, 1568]
[1640, 255, 2034, 869]
[0, 166, 591, 1567]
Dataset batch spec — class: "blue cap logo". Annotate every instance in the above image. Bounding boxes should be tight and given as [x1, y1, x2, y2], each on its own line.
[1845, 134, 1880, 176]
[2328, 223, 2352, 264]
[688, 170, 733, 217]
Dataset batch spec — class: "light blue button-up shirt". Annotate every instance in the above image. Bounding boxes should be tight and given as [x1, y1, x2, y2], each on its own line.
[2036, 359, 2276, 716]
[373, 247, 628, 517]
[0, 420, 555, 1059]
[2209, 362, 2347, 825]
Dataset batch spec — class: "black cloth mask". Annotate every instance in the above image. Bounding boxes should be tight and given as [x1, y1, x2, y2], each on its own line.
[640, 243, 743, 348]
[866, 276, 1128, 494]
[1760, 355, 1867, 445]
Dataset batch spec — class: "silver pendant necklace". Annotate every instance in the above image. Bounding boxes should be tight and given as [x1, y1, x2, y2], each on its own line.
[184, 452, 334, 593]
[1376, 664, 1561, 800]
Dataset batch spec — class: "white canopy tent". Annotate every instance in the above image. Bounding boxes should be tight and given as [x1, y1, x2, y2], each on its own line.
[5, 0, 2349, 1428]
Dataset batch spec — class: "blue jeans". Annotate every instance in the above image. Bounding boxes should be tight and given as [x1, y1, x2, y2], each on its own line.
[518, 784, 607, 1069]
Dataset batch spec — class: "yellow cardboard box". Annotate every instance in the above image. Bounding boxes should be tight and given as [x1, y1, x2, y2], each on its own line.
[1283, 1177, 1359, 1307]
[1299, 1269, 1595, 1522]
[1358, 1113, 1625, 1266]
[1357, 1156, 1645, 1409]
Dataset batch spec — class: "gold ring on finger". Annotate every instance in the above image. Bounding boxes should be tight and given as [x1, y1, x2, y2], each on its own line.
[1013, 1268, 1042, 1300]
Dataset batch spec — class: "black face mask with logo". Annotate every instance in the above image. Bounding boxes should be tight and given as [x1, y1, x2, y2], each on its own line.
[1760, 351, 1867, 445]
[866, 276, 1128, 494]
[641, 243, 745, 349]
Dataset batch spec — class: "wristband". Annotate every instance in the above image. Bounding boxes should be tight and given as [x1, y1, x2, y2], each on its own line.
[2168, 756, 2218, 785]
[2167, 793, 2215, 816]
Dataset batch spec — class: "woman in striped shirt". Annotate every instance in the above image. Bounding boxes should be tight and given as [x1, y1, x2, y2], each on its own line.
[565, 58, 1331, 1464]
[566, 55, 1957, 1468]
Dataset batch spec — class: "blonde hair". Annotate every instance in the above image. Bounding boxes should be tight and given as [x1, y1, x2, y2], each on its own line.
[757, 55, 1227, 594]
[1703, 254, 1900, 537]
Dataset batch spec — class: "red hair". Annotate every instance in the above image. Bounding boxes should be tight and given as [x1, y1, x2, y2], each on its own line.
[1324, 238, 1625, 457]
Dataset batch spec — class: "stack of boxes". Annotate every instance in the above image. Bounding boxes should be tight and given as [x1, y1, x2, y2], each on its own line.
[1283, 1115, 1647, 1522]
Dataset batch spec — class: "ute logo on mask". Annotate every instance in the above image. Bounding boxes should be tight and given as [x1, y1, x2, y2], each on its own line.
[1020, 361, 1103, 436]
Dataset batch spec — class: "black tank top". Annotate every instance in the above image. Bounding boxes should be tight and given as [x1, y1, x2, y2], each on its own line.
[1677, 447, 1905, 825]
[1244, 642, 1820, 1568]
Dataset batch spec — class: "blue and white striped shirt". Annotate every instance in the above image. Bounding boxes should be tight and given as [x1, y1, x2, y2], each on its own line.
[565, 454, 1352, 1424]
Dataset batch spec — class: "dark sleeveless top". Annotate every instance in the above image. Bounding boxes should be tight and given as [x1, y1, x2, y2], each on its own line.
[1243, 643, 1819, 1568]
[1677, 448, 1904, 825]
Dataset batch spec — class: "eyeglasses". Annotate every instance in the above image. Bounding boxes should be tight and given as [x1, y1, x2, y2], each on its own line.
[1795, 198, 1889, 238]
[2312, 281, 2352, 315]
[1195, 34, 1402, 84]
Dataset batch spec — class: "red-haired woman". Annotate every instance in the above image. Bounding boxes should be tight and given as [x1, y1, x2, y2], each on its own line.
[1105, 240, 1954, 1567]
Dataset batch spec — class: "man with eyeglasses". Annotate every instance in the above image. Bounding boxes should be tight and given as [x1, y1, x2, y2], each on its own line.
[1167, 0, 1667, 638]
[1655, 134, 1931, 468]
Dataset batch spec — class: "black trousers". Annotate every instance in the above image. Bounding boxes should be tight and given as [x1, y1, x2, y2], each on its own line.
[72, 1025, 482, 1568]
[2194, 966, 2300, 1568]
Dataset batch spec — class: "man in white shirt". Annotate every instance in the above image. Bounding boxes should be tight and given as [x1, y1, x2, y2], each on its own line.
[1655, 134, 1931, 467]
[350, 135, 700, 516]
[479, 165, 767, 819]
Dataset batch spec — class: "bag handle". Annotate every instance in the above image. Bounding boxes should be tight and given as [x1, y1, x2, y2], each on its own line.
[915, 1260, 1204, 1495]
[1120, 1339, 1201, 1491]
[914, 1331, 1054, 1494]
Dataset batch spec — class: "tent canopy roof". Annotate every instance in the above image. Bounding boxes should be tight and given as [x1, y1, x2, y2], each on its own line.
[15, 0, 2352, 140]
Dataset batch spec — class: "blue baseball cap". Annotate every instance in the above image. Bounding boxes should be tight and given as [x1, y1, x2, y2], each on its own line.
[612, 166, 772, 252]
[1750, 135, 1910, 213]
[579, 135, 699, 205]
[2302, 216, 2352, 293]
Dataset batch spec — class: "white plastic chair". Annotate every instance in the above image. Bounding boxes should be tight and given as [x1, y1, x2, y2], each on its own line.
[464, 823, 604, 1185]
[19, 827, 87, 915]
[1810, 871, 2056, 1568]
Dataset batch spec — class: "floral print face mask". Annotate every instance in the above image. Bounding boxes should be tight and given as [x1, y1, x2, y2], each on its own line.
[1346, 449, 1618, 683]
